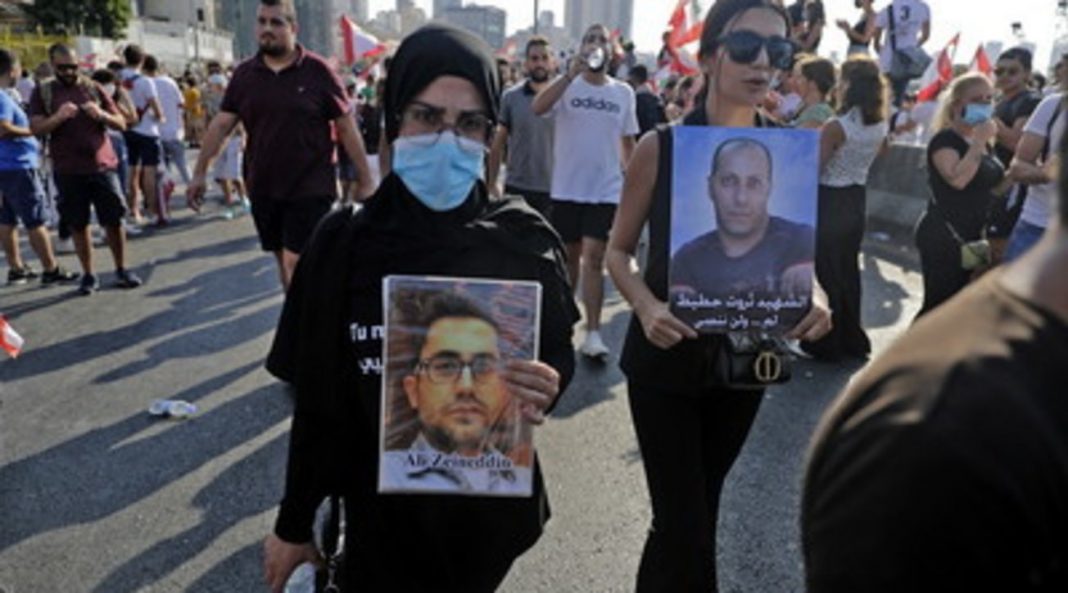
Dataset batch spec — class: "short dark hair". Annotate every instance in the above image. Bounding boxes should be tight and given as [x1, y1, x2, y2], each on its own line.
[260, 0, 297, 22]
[798, 55, 836, 95]
[0, 49, 14, 78]
[525, 35, 550, 57]
[711, 137, 773, 185]
[106, 60, 123, 72]
[143, 54, 159, 74]
[410, 292, 499, 366]
[90, 68, 116, 84]
[629, 64, 649, 84]
[998, 46, 1033, 72]
[48, 43, 74, 62]
[123, 44, 145, 66]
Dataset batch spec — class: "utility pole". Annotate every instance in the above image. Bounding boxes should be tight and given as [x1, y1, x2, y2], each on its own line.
[534, 0, 539, 34]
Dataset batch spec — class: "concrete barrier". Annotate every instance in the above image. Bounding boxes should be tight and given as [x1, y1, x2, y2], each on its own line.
[865, 142, 932, 233]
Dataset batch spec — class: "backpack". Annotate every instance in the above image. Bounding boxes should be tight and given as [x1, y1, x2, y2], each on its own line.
[39, 75, 104, 116]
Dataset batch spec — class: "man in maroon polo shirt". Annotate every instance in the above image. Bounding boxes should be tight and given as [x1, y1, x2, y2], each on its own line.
[29, 43, 142, 296]
[188, 0, 372, 290]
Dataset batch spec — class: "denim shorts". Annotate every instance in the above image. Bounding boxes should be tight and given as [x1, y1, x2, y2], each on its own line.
[0, 168, 47, 228]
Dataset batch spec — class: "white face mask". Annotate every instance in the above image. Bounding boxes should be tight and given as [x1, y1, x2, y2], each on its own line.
[102, 83, 116, 97]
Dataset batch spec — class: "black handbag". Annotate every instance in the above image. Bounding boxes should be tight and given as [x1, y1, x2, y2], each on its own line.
[711, 333, 792, 390]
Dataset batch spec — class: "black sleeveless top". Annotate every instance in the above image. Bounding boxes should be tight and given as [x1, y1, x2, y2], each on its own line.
[619, 108, 777, 391]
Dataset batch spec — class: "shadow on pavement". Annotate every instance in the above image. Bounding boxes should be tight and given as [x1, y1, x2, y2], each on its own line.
[88, 432, 287, 593]
[0, 367, 287, 556]
[550, 295, 630, 419]
[861, 252, 912, 330]
[0, 255, 278, 383]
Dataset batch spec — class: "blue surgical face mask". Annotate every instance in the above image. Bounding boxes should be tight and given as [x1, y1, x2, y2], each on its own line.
[961, 103, 994, 126]
[392, 131, 484, 211]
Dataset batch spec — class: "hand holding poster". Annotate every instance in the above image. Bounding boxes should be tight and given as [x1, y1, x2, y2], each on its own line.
[379, 276, 542, 497]
[669, 127, 819, 335]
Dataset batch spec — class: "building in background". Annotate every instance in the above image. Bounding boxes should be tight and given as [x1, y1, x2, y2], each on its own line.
[438, 4, 506, 50]
[565, 0, 632, 43]
[433, 0, 462, 19]
[508, 10, 572, 62]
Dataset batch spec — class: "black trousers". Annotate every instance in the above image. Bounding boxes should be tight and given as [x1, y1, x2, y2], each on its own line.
[914, 209, 973, 320]
[806, 185, 871, 360]
[627, 379, 764, 593]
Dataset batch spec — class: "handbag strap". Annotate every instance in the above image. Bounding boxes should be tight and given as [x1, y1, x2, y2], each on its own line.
[929, 195, 985, 245]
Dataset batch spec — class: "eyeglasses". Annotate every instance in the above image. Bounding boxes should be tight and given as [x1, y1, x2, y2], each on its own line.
[417, 353, 501, 385]
[54, 64, 78, 72]
[583, 34, 609, 44]
[994, 67, 1021, 77]
[400, 101, 493, 143]
[717, 30, 795, 71]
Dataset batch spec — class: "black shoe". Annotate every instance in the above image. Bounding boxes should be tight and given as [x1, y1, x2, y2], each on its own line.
[41, 266, 80, 285]
[115, 268, 143, 289]
[7, 265, 38, 285]
[78, 273, 99, 295]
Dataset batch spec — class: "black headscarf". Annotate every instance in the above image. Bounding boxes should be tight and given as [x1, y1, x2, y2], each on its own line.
[383, 24, 501, 142]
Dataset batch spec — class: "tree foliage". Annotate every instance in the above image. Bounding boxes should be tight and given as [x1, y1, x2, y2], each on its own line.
[24, 0, 132, 39]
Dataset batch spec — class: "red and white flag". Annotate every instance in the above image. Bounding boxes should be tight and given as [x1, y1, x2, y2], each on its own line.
[0, 315, 24, 358]
[916, 33, 960, 102]
[970, 44, 993, 76]
[340, 15, 386, 65]
[655, 0, 704, 80]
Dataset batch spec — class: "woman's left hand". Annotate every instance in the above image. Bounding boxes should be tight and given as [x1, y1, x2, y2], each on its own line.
[785, 280, 833, 342]
[502, 360, 560, 425]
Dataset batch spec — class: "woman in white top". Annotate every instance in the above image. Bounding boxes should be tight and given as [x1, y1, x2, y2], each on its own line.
[803, 56, 889, 361]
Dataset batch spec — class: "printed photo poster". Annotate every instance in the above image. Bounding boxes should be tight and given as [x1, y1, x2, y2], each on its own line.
[669, 126, 819, 334]
[379, 275, 542, 497]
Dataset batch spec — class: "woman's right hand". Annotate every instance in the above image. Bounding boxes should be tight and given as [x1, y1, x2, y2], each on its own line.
[637, 299, 698, 349]
[263, 534, 320, 593]
[974, 119, 998, 145]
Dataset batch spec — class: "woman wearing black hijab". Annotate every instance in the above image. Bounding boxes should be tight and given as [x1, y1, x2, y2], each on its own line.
[262, 25, 578, 592]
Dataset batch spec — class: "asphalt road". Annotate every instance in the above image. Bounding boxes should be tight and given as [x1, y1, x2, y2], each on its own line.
[0, 197, 923, 593]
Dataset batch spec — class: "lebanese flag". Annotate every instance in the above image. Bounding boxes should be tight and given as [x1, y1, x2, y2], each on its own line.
[656, 0, 703, 77]
[340, 15, 386, 65]
[0, 315, 24, 358]
[497, 38, 517, 60]
[971, 44, 993, 76]
[916, 33, 960, 102]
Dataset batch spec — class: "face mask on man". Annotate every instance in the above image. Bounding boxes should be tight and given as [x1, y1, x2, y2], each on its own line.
[392, 130, 485, 211]
[102, 83, 116, 97]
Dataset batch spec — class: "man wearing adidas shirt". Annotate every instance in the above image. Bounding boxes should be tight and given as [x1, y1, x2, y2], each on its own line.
[533, 23, 638, 359]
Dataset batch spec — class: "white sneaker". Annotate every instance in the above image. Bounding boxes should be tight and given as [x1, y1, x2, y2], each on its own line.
[54, 237, 74, 253]
[122, 218, 143, 235]
[580, 330, 610, 359]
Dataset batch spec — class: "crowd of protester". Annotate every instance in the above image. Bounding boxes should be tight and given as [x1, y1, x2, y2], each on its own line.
[3, 0, 1067, 591]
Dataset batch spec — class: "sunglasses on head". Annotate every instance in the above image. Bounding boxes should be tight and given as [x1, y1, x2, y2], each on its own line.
[717, 31, 795, 71]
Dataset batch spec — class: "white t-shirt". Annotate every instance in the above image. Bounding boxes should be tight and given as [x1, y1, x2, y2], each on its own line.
[16, 77, 35, 105]
[1019, 93, 1065, 228]
[123, 68, 161, 137]
[875, 0, 931, 71]
[154, 75, 184, 141]
[547, 76, 639, 204]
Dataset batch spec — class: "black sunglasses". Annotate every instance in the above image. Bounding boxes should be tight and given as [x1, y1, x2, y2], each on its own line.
[717, 31, 795, 71]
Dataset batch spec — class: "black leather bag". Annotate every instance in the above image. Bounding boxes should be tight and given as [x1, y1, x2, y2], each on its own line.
[711, 333, 792, 391]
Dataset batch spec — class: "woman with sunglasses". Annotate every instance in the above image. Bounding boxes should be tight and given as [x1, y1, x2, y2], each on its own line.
[606, 1, 831, 591]
[917, 72, 1015, 319]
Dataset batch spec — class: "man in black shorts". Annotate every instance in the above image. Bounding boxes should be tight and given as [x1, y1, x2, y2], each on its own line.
[29, 43, 142, 295]
[188, 0, 372, 290]
[532, 23, 639, 359]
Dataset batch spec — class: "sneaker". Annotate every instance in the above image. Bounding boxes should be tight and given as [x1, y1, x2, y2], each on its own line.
[115, 268, 143, 289]
[7, 266, 38, 285]
[123, 218, 143, 236]
[54, 237, 75, 254]
[78, 273, 99, 295]
[579, 330, 610, 359]
[41, 266, 80, 285]
[239, 197, 251, 213]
